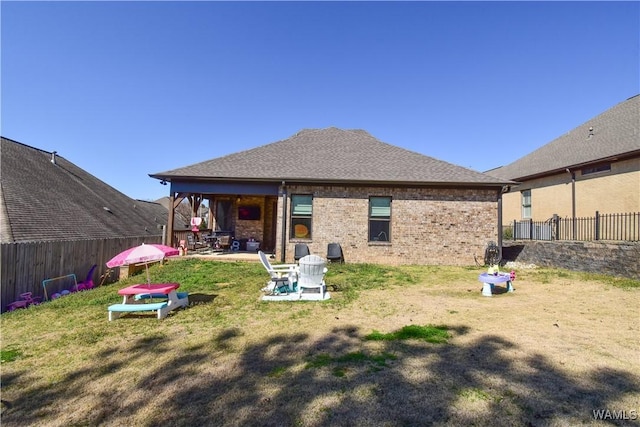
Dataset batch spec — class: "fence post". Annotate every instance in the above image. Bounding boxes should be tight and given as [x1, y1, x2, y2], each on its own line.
[529, 219, 533, 240]
[513, 220, 517, 240]
[594, 211, 600, 241]
[552, 214, 558, 240]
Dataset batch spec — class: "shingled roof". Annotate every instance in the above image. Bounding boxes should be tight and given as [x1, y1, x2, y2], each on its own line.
[488, 95, 640, 181]
[1, 137, 167, 243]
[150, 127, 511, 187]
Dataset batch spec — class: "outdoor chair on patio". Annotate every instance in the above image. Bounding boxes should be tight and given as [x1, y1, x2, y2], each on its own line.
[216, 235, 231, 251]
[294, 243, 310, 262]
[326, 243, 344, 263]
[297, 255, 330, 300]
[187, 234, 207, 252]
[258, 250, 298, 294]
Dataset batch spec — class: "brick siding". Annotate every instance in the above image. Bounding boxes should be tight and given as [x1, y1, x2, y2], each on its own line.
[276, 185, 499, 266]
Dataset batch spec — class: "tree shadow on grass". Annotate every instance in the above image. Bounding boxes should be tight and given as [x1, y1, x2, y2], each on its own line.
[187, 293, 217, 305]
[2, 324, 638, 426]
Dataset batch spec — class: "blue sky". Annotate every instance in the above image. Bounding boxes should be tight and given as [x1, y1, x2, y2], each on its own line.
[2, 1, 638, 201]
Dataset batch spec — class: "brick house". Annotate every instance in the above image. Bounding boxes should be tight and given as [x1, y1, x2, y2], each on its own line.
[150, 128, 513, 265]
[488, 95, 640, 223]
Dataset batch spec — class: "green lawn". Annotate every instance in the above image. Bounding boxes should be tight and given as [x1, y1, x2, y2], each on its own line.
[1, 258, 638, 426]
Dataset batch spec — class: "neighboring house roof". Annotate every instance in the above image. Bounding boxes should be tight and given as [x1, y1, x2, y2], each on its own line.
[1, 137, 167, 243]
[488, 95, 640, 181]
[150, 127, 512, 187]
[154, 197, 191, 228]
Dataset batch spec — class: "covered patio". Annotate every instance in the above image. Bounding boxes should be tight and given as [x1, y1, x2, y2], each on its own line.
[156, 180, 283, 256]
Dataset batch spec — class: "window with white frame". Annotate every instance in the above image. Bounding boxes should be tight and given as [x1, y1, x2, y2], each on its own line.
[290, 195, 312, 239]
[369, 197, 391, 242]
[521, 190, 531, 219]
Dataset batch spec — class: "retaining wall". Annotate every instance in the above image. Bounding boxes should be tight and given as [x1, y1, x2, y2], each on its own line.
[502, 240, 640, 280]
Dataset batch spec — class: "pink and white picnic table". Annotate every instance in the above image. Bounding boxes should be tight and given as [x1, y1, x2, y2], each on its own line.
[108, 283, 188, 320]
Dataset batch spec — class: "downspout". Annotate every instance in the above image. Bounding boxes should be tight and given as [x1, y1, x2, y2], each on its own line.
[567, 168, 576, 239]
[280, 181, 288, 263]
[497, 186, 509, 262]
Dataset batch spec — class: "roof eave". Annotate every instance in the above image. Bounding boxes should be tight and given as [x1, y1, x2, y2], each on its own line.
[149, 174, 512, 188]
[508, 149, 640, 181]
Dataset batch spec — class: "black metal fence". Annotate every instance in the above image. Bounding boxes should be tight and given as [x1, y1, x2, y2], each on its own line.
[505, 212, 639, 242]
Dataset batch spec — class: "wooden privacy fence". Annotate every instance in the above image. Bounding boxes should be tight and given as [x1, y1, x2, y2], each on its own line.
[1, 236, 162, 312]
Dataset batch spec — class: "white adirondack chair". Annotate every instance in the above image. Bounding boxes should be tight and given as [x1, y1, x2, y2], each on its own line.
[258, 251, 298, 293]
[297, 255, 330, 300]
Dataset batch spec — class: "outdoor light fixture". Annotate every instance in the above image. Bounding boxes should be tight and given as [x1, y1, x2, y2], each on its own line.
[160, 179, 167, 186]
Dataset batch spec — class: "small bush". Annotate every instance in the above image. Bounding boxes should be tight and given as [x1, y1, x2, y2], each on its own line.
[503, 226, 513, 240]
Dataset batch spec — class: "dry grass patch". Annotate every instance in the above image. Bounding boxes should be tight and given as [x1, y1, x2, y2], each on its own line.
[1, 259, 639, 426]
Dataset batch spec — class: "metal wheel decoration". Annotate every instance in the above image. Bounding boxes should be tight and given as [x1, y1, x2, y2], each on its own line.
[484, 241, 500, 266]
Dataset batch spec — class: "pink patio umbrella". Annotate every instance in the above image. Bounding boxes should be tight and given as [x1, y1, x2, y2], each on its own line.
[106, 243, 179, 285]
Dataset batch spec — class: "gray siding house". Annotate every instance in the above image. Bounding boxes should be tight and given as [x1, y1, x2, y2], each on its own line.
[151, 128, 513, 265]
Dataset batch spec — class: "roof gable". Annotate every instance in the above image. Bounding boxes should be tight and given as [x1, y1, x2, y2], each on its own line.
[1, 137, 167, 243]
[489, 95, 640, 180]
[151, 127, 510, 186]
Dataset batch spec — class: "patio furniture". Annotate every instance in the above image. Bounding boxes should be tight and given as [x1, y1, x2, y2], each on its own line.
[294, 243, 310, 262]
[187, 234, 206, 251]
[326, 243, 344, 263]
[297, 255, 330, 300]
[108, 283, 188, 320]
[217, 235, 231, 251]
[258, 250, 297, 294]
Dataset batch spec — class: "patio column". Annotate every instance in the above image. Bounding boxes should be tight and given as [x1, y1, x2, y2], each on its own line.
[167, 193, 175, 247]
